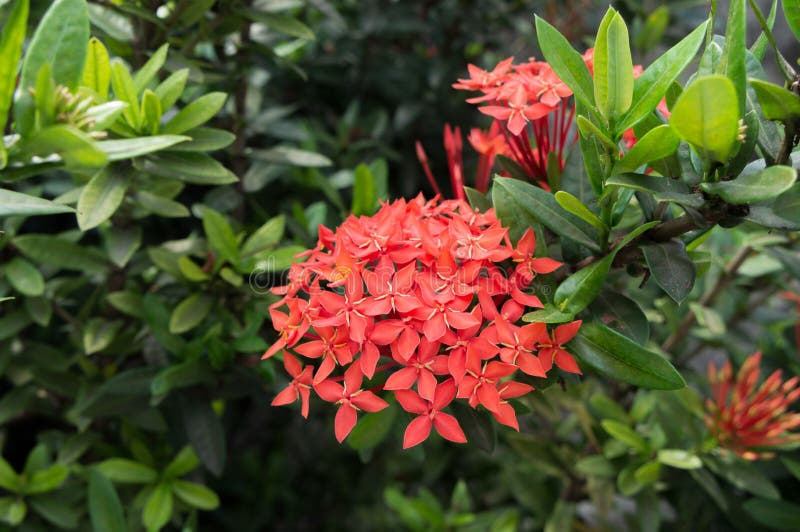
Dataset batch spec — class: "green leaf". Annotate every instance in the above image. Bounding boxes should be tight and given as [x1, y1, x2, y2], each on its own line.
[250, 146, 332, 167]
[135, 191, 190, 218]
[179, 392, 226, 476]
[83, 317, 122, 355]
[151, 361, 213, 398]
[142, 152, 238, 185]
[20, 0, 88, 90]
[162, 92, 226, 135]
[14, 234, 108, 274]
[202, 207, 239, 265]
[588, 291, 649, 344]
[133, 43, 168, 93]
[782, 457, 800, 481]
[0, 0, 29, 134]
[171, 480, 220, 510]
[744, 498, 800, 530]
[25, 464, 68, 494]
[241, 215, 285, 259]
[88, 470, 127, 532]
[110, 60, 140, 128]
[575, 455, 616, 477]
[464, 186, 492, 212]
[85, 100, 127, 130]
[82, 37, 111, 100]
[750, 79, 800, 122]
[169, 293, 213, 334]
[700, 165, 796, 204]
[104, 225, 141, 268]
[642, 240, 696, 303]
[492, 177, 600, 252]
[450, 401, 496, 453]
[720, 0, 746, 117]
[0, 189, 74, 217]
[347, 407, 397, 452]
[534, 16, 594, 110]
[95, 459, 157, 484]
[554, 191, 607, 231]
[351, 163, 377, 215]
[783, 0, 800, 43]
[612, 125, 680, 174]
[163, 446, 200, 478]
[23, 124, 108, 169]
[107, 291, 143, 318]
[521, 305, 575, 324]
[0, 458, 20, 493]
[77, 167, 128, 230]
[669, 75, 739, 163]
[143, 483, 173, 531]
[618, 21, 709, 132]
[242, 9, 315, 40]
[593, 9, 634, 121]
[154, 69, 189, 110]
[570, 321, 686, 389]
[171, 127, 236, 152]
[0, 497, 26, 526]
[600, 419, 648, 451]
[28, 497, 79, 529]
[4, 257, 44, 296]
[576, 115, 618, 153]
[634, 461, 661, 486]
[657, 449, 702, 469]
[177, 257, 210, 281]
[605, 173, 703, 207]
[97, 135, 189, 161]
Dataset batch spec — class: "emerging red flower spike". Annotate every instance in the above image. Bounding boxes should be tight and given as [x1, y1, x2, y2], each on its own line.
[265, 196, 578, 447]
[705, 352, 800, 460]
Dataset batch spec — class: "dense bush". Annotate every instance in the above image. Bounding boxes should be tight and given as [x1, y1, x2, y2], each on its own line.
[2, 0, 800, 531]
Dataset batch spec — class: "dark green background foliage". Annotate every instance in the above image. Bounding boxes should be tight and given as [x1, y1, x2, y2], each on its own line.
[3, 0, 800, 531]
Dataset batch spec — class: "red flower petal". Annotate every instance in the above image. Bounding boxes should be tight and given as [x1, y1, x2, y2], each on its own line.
[334, 404, 358, 443]
[403, 415, 433, 448]
[394, 389, 428, 414]
[433, 412, 467, 443]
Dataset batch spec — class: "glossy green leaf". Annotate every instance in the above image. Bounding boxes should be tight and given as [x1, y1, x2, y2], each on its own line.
[171, 127, 236, 152]
[783, 0, 800, 43]
[172, 480, 220, 511]
[554, 191, 607, 231]
[23, 124, 107, 169]
[14, 234, 107, 274]
[347, 406, 397, 452]
[0, 458, 20, 493]
[605, 173, 703, 207]
[162, 92, 226, 134]
[0, 189, 74, 217]
[77, 167, 128, 230]
[135, 191, 190, 218]
[601, 419, 647, 451]
[5, 257, 44, 296]
[492, 177, 600, 252]
[83, 317, 122, 354]
[669, 75, 739, 163]
[657, 449, 702, 469]
[534, 16, 595, 110]
[133, 43, 168, 93]
[351, 163, 377, 215]
[97, 135, 189, 161]
[0, 0, 29, 133]
[104, 226, 141, 268]
[25, 464, 68, 494]
[642, 240, 696, 303]
[618, 21, 709, 132]
[110, 60, 140, 128]
[701, 165, 796, 204]
[88, 470, 127, 532]
[749, 79, 800, 122]
[154, 69, 189, 110]
[163, 446, 200, 478]
[720, 0, 746, 117]
[141, 90, 162, 134]
[612, 125, 680, 174]
[81, 37, 110, 100]
[571, 321, 686, 389]
[751, 0, 778, 60]
[143, 483, 173, 531]
[521, 305, 575, 324]
[593, 9, 634, 121]
[20, 0, 88, 90]
[588, 291, 649, 343]
[95, 459, 157, 484]
[576, 115, 617, 153]
[143, 152, 238, 185]
[169, 293, 213, 334]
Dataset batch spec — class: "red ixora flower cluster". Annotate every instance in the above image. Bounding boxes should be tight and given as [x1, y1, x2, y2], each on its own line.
[264, 196, 582, 448]
[706, 352, 800, 460]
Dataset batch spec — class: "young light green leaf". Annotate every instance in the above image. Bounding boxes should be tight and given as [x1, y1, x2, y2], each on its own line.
[110, 60, 140, 128]
[4, 257, 44, 296]
[20, 0, 88, 90]
[783, 0, 800, 43]
[0, 0, 29, 134]
[77, 167, 128, 230]
[162, 446, 200, 478]
[143, 483, 173, 531]
[162, 92, 227, 134]
[172, 480, 220, 510]
[593, 9, 634, 122]
[612, 125, 680, 174]
[576, 115, 618, 153]
[534, 16, 595, 111]
[133, 43, 168, 93]
[669, 75, 739, 162]
[83, 317, 122, 354]
[554, 191, 607, 231]
[25, 464, 68, 494]
[700, 165, 796, 204]
[22, 124, 108, 169]
[749, 79, 800, 122]
[570, 321, 686, 389]
[351, 163, 377, 215]
[601, 419, 648, 451]
[618, 21, 709, 132]
[82, 37, 111, 100]
[169, 293, 213, 334]
[95, 459, 157, 484]
[657, 449, 702, 469]
[154, 68, 189, 110]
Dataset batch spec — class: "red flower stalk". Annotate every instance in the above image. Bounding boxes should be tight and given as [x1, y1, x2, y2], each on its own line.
[705, 352, 800, 460]
[265, 196, 580, 447]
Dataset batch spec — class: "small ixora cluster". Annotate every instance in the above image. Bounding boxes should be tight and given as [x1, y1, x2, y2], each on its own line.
[264, 196, 582, 448]
[706, 352, 800, 460]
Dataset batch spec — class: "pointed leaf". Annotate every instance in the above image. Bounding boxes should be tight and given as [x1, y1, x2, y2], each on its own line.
[169, 293, 213, 334]
[0, 0, 29, 133]
[77, 167, 128, 230]
[0, 189, 74, 217]
[642, 240, 696, 303]
[534, 16, 594, 110]
[88, 470, 127, 532]
[700, 165, 796, 204]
